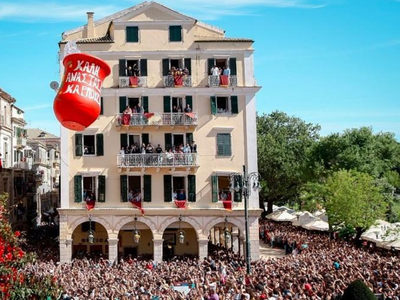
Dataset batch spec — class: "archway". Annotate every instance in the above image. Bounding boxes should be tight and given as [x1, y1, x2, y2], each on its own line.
[162, 221, 198, 260]
[71, 220, 108, 259]
[118, 220, 154, 260]
[208, 220, 243, 256]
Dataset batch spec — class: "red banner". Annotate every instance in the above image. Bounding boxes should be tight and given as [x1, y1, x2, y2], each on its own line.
[129, 76, 138, 87]
[86, 200, 95, 211]
[220, 75, 229, 87]
[130, 200, 144, 215]
[174, 75, 183, 87]
[174, 200, 187, 209]
[122, 114, 131, 125]
[144, 113, 155, 119]
[223, 201, 232, 211]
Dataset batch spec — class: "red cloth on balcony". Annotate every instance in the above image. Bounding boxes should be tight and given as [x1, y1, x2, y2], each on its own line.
[122, 114, 131, 125]
[144, 113, 154, 119]
[185, 112, 195, 119]
[174, 200, 187, 209]
[220, 75, 229, 86]
[129, 76, 138, 87]
[174, 75, 183, 87]
[86, 200, 95, 211]
[130, 200, 145, 215]
[222, 201, 232, 211]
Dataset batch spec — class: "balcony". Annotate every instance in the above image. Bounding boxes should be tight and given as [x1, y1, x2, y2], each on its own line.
[16, 137, 27, 148]
[208, 75, 237, 88]
[117, 153, 198, 169]
[117, 112, 198, 127]
[119, 76, 147, 88]
[13, 161, 31, 170]
[163, 75, 192, 88]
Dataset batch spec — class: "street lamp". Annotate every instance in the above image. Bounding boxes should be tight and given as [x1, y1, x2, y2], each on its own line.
[229, 165, 261, 275]
[132, 216, 141, 244]
[87, 216, 95, 244]
[178, 215, 186, 244]
[224, 217, 231, 248]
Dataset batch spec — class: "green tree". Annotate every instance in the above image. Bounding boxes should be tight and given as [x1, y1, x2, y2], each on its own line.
[324, 170, 387, 241]
[257, 111, 320, 214]
[341, 279, 376, 300]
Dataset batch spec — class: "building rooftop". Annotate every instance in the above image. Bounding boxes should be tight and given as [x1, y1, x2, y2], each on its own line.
[26, 128, 59, 140]
[0, 88, 16, 103]
[194, 37, 254, 43]
[59, 35, 114, 44]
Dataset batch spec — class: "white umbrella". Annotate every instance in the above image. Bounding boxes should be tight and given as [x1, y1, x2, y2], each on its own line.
[292, 211, 316, 227]
[302, 218, 329, 231]
[378, 239, 400, 250]
[267, 210, 296, 222]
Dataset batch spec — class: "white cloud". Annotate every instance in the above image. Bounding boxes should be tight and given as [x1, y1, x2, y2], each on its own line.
[24, 104, 53, 111]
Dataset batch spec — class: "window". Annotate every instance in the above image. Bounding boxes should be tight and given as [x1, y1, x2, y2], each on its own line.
[83, 135, 95, 155]
[217, 134, 232, 157]
[173, 177, 186, 200]
[119, 59, 147, 77]
[126, 26, 139, 43]
[83, 176, 96, 201]
[218, 176, 232, 201]
[162, 58, 191, 76]
[120, 175, 151, 202]
[210, 96, 238, 115]
[74, 175, 106, 203]
[169, 25, 182, 42]
[217, 97, 229, 114]
[119, 96, 148, 114]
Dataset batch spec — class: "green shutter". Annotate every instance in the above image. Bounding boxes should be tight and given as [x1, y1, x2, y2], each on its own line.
[186, 133, 193, 145]
[165, 134, 172, 151]
[142, 133, 149, 146]
[126, 26, 139, 42]
[142, 96, 149, 113]
[120, 134, 128, 149]
[120, 175, 128, 202]
[229, 57, 237, 76]
[75, 134, 83, 157]
[140, 59, 147, 76]
[184, 58, 191, 74]
[188, 175, 196, 202]
[207, 58, 215, 75]
[163, 96, 171, 113]
[143, 175, 152, 202]
[98, 175, 106, 202]
[100, 97, 104, 115]
[162, 59, 170, 76]
[211, 175, 218, 203]
[96, 134, 104, 156]
[169, 26, 182, 42]
[185, 96, 192, 110]
[119, 96, 127, 113]
[119, 59, 126, 76]
[164, 175, 172, 202]
[234, 175, 243, 202]
[74, 175, 82, 203]
[217, 134, 232, 157]
[231, 96, 238, 114]
[210, 96, 217, 115]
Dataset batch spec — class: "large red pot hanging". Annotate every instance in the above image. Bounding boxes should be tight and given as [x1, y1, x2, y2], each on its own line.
[53, 53, 111, 131]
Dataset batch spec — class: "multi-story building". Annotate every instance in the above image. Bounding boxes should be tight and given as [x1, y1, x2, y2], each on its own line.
[58, 1, 261, 263]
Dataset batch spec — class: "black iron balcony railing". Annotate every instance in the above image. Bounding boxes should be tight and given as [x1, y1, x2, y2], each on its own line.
[119, 76, 147, 88]
[117, 153, 198, 168]
[117, 112, 198, 127]
[208, 75, 237, 87]
[163, 75, 192, 87]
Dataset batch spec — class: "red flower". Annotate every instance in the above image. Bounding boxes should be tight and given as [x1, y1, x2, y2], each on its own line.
[14, 231, 21, 237]
[5, 253, 12, 261]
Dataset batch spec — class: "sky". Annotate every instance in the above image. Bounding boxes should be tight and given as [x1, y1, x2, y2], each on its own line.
[0, 0, 399, 139]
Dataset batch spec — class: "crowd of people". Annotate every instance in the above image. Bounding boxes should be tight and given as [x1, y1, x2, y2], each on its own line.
[120, 141, 197, 156]
[167, 66, 190, 77]
[210, 65, 231, 77]
[18, 219, 400, 299]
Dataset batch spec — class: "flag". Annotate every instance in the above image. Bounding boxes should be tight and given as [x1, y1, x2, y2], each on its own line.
[129, 76, 138, 87]
[220, 75, 229, 87]
[223, 201, 232, 212]
[174, 200, 187, 209]
[130, 200, 145, 215]
[86, 200, 95, 211]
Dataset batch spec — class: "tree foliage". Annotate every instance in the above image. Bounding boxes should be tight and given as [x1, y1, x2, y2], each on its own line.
[257, 111, 320, 213]
[341, 279, 376, 300]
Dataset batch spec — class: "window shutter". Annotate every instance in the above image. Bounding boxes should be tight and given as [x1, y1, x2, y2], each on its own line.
[142, 96, 149, 113]
[119, 59, 127, 76]
[163, 96, 171, 113]
[169, 26, 182, 42]
[186, 133, 193, 145]
[211, 175, 218, 203]
[207, 58, 215, 75]
[217, 134, 232, 156]
[165, 133, 172, 151]
[142, 133, 149, 146]
[229, 57, 237, 76]
[231, 96, 239, 114]
[119, 96, 127, 113]
[185, 95, 192, 109]
[126, 26, 139, 42]
[74, 175, 82, 203]
[96, 134, 104, 156]
[234, 175, 243, 202]
[210, 96, 217, 115]
[100, 97, 104, 115]
[140, 59, 147, 76]
[162, 59, 170, 76]
[75, 134, 83, 157]
[184, 58, 191, 74]
[188, 175, 196, 202]
[164, 175, 172, 202]
[143, 175, 152, 202]
[120, 134, 128, 149]
[120, 175, 128, 202]
[98, 175, 106, 202]
[224, 134, 232, 156]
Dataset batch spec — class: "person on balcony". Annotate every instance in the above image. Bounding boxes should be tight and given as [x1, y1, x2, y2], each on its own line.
[223, 65, 231, 76]
[177, 190, 186, 200]
[166, 149, 174, 164]
[184, 104, 192, 113]
[211, 65, 220, 76]
[183, 67, 189, 76]
[128, 190, 134, 202]
[122, 106, 132, 126]
[146, 143, 154, 153]
[141, 143, 146, 154]
[156, 144, 163, 154]
[172, 190, 178, 200]
[190, 141, 197, 153]
[132, 64, 140, 77]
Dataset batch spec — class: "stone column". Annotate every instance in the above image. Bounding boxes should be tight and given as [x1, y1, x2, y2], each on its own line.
[239, 237, 245, 258]
[232, 232, 239, 253]
[198, 239, 209, 260]
[249, 217, 260, 260]
[108, 238, 119, 262]
[59, 239, 72, 263]
[153, 239, 164, 262]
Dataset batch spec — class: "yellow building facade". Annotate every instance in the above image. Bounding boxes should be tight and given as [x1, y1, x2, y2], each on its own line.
[58, 1, 261, 263]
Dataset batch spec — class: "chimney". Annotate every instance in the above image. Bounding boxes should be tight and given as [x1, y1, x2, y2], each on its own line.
[86, 12, 95, 38]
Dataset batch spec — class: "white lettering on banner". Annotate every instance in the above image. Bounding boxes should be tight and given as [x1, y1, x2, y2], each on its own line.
[73, 60, 100, 77]
[65, 72, 102, 93]
[63, 84, 100, 105]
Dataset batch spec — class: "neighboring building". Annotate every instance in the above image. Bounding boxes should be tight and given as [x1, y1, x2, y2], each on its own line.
[58, 1, 261, 263]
